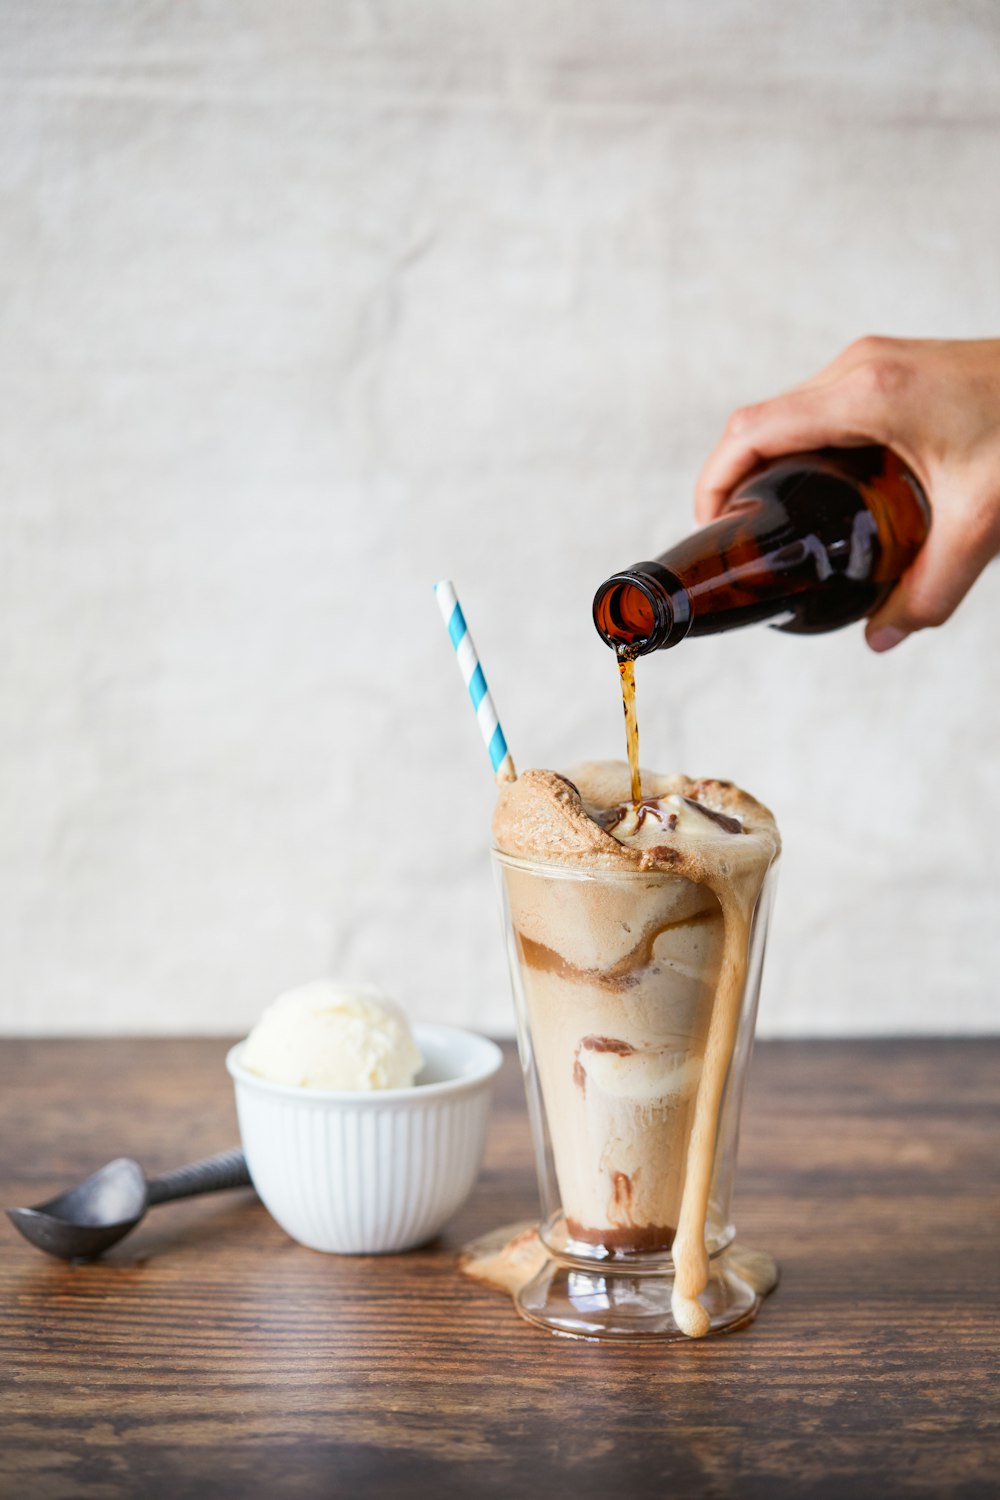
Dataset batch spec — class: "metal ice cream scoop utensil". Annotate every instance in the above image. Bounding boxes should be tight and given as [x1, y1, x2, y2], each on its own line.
[6, 1147, 253, 1260]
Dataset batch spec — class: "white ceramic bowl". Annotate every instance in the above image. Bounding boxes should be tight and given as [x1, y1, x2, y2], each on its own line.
[226, 1023, 503, 1254]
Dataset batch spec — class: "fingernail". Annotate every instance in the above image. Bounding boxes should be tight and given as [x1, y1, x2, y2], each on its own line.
[867, 625, 908, 654]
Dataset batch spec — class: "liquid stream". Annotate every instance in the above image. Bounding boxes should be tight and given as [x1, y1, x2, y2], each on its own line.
[618, 653, 642, 805]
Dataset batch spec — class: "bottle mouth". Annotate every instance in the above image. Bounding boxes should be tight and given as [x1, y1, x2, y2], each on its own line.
[592, 573, 670, 656]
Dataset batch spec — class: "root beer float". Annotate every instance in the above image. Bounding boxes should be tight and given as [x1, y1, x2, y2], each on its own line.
[493, 762, 779, 1339]
[461, 449, 927, 1337]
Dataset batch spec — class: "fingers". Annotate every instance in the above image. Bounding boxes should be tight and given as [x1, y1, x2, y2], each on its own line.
[865, 489, 1000, 651]
[689, 337, 1000, 649]
[694, 340, 911, 525]
[694, 392, 859, 524]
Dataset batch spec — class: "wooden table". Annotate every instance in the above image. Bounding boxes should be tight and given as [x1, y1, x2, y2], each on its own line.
[1, 1039, 997, 1499]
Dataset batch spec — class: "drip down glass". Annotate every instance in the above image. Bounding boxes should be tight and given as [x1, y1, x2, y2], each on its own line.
[494, 850, 779, 1341]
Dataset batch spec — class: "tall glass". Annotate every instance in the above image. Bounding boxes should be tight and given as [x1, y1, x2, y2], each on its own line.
[494, 850, 779, 1340]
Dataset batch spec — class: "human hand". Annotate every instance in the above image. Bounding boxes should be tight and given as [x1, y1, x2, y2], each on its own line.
[695, 338, 1000, 651]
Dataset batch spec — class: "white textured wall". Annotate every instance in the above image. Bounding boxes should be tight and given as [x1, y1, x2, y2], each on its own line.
[1, 1, 997, 1037]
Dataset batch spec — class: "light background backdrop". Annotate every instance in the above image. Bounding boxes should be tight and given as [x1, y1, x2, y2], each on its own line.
[1, 0, 997, 1037]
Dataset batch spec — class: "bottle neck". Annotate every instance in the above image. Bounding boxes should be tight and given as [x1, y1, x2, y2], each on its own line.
[591, 561, 693, 655]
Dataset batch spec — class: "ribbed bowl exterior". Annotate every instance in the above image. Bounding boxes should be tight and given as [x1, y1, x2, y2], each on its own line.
[228, 1025, 500, 1254]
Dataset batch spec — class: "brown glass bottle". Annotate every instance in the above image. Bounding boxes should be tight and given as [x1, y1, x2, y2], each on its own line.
[592, 447, 930, 656]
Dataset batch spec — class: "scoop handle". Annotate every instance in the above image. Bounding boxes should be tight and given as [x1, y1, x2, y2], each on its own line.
[146, 1148, 252, 1206]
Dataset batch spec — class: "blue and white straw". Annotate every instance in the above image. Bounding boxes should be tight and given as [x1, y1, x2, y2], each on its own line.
[434, 579, 516, 784]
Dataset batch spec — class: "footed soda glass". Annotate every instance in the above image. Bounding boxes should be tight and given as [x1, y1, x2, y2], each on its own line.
[493, 850, 779, 1341]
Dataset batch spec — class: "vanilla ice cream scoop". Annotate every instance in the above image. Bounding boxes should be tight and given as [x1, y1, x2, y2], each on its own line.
[241, 980, 423, 1091]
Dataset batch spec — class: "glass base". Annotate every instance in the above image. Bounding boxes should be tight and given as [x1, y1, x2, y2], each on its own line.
[514, 1242, 779, 1342]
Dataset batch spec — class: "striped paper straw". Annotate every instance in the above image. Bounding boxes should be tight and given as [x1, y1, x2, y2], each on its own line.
[434, 580, 516, 784]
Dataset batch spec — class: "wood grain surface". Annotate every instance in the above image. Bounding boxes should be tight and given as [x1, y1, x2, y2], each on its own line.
[1, 1038, 997, 1500]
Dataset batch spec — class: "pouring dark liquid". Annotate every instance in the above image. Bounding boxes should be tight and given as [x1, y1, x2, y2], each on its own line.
[593, 447, 930, 657]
